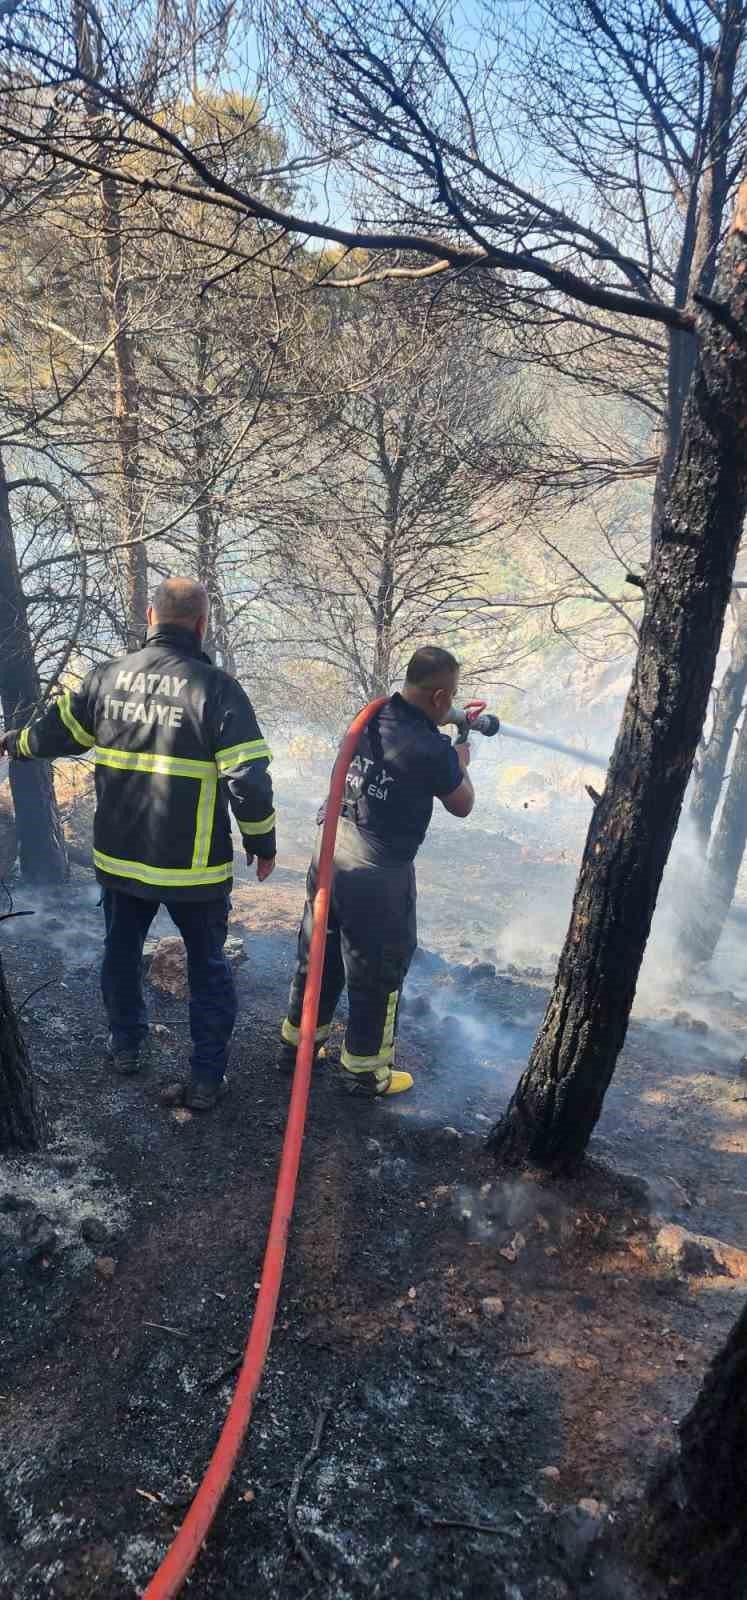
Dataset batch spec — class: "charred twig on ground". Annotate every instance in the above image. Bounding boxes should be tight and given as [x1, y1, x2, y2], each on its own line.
[142, 1321, 190, 1338]
[0, 910, 34, 923]
[287, 1397, 332, 1583]
[17, 979, 56, 1013]
[203, 1353, 243, 1388]
[427, 1514, 503, 1535]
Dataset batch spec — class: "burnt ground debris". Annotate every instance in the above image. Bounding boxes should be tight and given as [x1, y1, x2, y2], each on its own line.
[1, 823, 747, 1597]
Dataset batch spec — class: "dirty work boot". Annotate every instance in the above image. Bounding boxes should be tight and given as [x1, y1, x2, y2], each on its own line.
[338, 1062, 414, 1097]
[160, 1076, 230, 1112]
[107, 1034, 150, 1076]
[276, 1040, 328, 1075]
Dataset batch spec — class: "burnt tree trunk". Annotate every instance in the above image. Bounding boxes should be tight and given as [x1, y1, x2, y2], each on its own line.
[193, 318, 236, 674]
[640, 1298, 747, 1597]
[680, 700, 747, 965]
[0, 453, 68, 884]
[370, 398, 402, 693]
[0, 944, 41, 1151]
[488, 183, 747, 1171]
[99, 171, 148, 644]
[689, 591, 747, 849]
[653, 3, 744, 539]
[74, 6, 148, 644]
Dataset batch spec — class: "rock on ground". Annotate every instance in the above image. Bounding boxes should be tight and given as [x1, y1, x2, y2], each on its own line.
[653, 1222, 747, 1279]
[145, 934, 246, 998]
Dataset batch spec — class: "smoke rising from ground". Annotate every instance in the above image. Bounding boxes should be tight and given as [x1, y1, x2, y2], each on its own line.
[4, 694, 746, 1138]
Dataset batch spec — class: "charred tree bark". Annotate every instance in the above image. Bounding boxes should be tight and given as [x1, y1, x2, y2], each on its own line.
[652, 1, 744, 537]
[193, 319, 236, 674]
[0, 944, 41, 1151]
[99, 171, 148, 644]
[371, 548, 394, 695]
[640, 1298, 747, 1597]
[74, 3, 147, 644]
[370, 399, 403, 692]
[689, 592, 747, 849]
[0, 453, 68, 885]
[488, 183, 747, 1171]
[680, 702, 747, 965]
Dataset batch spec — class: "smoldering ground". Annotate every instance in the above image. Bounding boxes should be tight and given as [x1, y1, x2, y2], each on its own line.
[2, 713, 747, 1600]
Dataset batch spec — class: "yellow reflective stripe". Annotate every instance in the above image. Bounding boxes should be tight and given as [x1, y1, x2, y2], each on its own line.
[382, 989, 398, 1053]
[17, 726, 32, 757]
[341, 990, 399, 1071]
[57, 691, 95, 750]
[215, 739, 271, 773]
[340, 1049, 392, 1079]
[340, 1050, 391, 1070]
[192, 773, 218, 869]
[238, 812, 276, 837]
[94, 747, 215, 779]
[94, 749, 223, 880]
[281, 1018, 331, 1046]
[93, 849, 232, 888]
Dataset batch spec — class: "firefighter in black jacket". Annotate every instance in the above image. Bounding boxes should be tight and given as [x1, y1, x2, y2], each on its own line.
[0, 578, 275, 1111]
[278, 646, 474, 1096]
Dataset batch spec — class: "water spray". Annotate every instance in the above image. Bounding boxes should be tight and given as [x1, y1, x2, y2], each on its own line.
[445, 703, 608, 771]
[497, 723, 608, 772]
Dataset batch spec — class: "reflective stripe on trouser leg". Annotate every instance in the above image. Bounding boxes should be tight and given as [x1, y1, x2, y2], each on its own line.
[281, 1018, 332, 1047]
[341, 989, 399, 1089]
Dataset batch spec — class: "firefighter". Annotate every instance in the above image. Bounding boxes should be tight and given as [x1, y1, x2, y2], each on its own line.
[0, 578, 275, 1111]
[278, 646, 474, 1096]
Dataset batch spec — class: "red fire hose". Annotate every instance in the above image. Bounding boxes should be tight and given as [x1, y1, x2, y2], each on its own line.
[143, 697, 387, 1600]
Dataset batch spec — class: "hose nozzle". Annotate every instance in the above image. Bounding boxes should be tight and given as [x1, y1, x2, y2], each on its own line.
[468, 712, 501, 738]
[445, 702, 501, 744]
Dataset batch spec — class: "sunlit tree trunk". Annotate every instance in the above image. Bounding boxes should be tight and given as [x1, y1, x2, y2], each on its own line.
[689, 593, 747, 849]
[681, 701, 747, 965]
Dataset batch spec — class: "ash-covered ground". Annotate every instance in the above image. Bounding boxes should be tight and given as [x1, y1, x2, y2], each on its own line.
[2, 751, 747, 1600]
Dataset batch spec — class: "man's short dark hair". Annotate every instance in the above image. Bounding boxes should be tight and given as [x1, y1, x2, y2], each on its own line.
[152, 576, 209, 626]
[405, 646, 460, 689]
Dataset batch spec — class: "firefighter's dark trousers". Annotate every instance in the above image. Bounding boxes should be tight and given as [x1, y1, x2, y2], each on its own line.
[101, 888, 237, 1083]
[282, 824, 417, 1085]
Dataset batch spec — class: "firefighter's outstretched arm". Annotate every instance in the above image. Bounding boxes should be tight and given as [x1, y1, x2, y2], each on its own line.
[0, 678, 97, 760]
[440, 740, 475, 818]
[211, 677, 276, 881]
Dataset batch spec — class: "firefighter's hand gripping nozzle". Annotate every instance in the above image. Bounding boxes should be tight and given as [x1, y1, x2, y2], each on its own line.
[445, 701, 501, 745]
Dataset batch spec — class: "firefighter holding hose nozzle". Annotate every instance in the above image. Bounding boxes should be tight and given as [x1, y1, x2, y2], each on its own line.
[278, 647, 476, 1097]
[0, 578, 276, 1112]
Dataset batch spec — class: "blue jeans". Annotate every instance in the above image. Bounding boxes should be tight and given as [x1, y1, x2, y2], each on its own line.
[101, 889, 237, 1083]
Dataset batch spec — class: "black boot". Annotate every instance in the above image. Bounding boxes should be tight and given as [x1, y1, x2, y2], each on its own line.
[107, 1034, 151, 1076]
[276, 1040, 328, 1075]
[160, 1075, 230, 1112]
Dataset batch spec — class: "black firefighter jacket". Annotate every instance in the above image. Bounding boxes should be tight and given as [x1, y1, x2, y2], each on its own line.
[15, 624, 276, 900]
